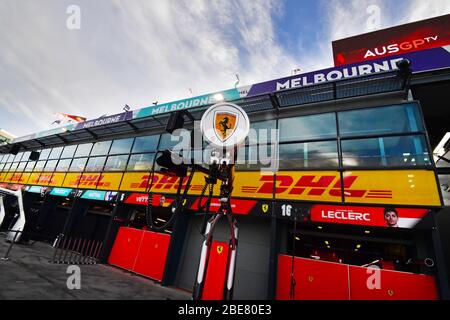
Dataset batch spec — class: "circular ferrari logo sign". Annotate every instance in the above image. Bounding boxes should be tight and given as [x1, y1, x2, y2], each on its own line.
[200, 102, 250, 148]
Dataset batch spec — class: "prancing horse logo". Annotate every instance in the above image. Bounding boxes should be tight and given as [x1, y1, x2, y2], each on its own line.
[217, 245, 224, 254]
[214, 111, 238, 142]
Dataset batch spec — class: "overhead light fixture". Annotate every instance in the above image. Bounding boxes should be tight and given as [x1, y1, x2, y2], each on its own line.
[317, 226, 323, 230]
[433, 132, 450, 162]
[356, 244, 361, 249]
[325, 241, 329, 245]
[364, 230, 371, 234]
[156, 218, 167, 223]
[295, 237, 300, 241]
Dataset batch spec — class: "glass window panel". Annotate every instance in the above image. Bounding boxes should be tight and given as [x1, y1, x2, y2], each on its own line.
[127, 153, 156, 171]
[61, 145, 77, 158]
[25, 162, 35, 172]
[69, 157, 88, 172]
[91, 141, 112, 156]
[0, 163, 4, 171]
[17, 162, 27, 171]
[0, 155, 5, 163]
[338, 104, 424, 137]
[158, 133, 182, 151]
[109, 138, 134, 155]
[279, 113, 337, 142]
[341, 135, 431, 167]
[3, 163, 11, 171]
[49, 147, 63, 159]
[9, 163, 19, 171]
[132, 135, 160, 153]
[13, 152, 23, 162]
[43, 160, 58, 172]
[236, 144, 276, 171]
[39, 149, 52, 160]
[278, 141, 338, 169]
[74, 143, 92, 157]
[34, 160, 46, 171]
[22, 151, 31, 162]
[85, 156, 106, 171]
[56, 159, 72, 172]
[247, 120, 277, 145]
[104, 155, 129, 171]
[6, 154, 15, 162]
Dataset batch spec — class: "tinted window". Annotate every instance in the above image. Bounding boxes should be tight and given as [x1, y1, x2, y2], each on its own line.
[158, 133, 182, 150]
[341, 135, 431, 167]
[236, 144, 276, 171]
[34, 160, 46, 171]
[85, 156, 107, 171]
[105, 155, 129, 171]
[24, 162, 35, 172]
[44, 160, 58, 172]
[132, 135, 159, 153]
[91, 141, 112, 156]
[13, 152, 24, 162]
[109, 138, 134, 155]
[39, 149, 52, 160]
[338, 104, 424, 137]
[69, 158, 88, 172]
[17, 162, 27, 171]
[279, 113, 337, 142]
[49, 147, 63, 159]
[74, 144, 92, 157]
[247, 120, 277, 145]
[61, 145, 77, 158]
[56, 159, 72, 172]
[22, 151, 31, 161]
[279, 141, 338, 169]
[127, 154, 156, 171]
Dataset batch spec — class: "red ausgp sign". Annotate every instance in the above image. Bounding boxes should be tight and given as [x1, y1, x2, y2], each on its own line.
[332, 14, 450, 66]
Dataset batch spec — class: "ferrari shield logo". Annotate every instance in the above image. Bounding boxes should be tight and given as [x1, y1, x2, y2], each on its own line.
[217, 245, 224, 254]
[214, 111, 238, 142]
[262, 204, 269, 213]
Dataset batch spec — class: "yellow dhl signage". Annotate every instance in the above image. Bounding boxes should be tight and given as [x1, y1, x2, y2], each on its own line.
[63, 172, 123, 189]
[119, 172, 221, 195]
[1, 169, 441, 206]
[119, 170, 441, 206]
[8, 173, 31, 184]
[235, 170, 441, 206]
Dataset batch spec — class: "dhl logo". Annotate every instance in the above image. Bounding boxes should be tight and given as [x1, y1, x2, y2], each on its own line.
[130, 175, 204, 192]
[9, 174, 25, 183]
[241, 175, 392, 199]
[71, 174, 111, 188]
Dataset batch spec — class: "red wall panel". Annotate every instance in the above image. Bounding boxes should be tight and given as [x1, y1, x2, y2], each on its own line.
[202, 241, 230, 300]
[276, 255, 439, 300]
[276, 255, 350, 300]
[108, 227, 144, 270]
[133, 231, 171, 281]
[349, 266, 438, 300]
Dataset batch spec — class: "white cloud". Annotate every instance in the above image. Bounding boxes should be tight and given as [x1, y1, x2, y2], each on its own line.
[0, 0, 298, 137]
[1, 0, 449, 138]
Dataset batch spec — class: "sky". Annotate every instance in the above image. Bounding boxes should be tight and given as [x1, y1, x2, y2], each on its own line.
[1, 0, 450, 137]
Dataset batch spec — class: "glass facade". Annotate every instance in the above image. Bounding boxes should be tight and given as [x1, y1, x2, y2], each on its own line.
[0, 103, 436, 194]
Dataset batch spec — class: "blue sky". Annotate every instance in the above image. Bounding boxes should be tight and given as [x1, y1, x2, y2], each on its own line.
[1, 0, 449, 137]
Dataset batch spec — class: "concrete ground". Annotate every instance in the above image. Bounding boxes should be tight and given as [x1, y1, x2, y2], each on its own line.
[0, 233, 191, 300]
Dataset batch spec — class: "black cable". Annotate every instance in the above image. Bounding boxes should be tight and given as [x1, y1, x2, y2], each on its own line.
[145, 150, 195, 231]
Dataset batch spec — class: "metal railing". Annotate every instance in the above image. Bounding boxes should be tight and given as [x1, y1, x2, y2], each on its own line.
[51, 234, 103, 265]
